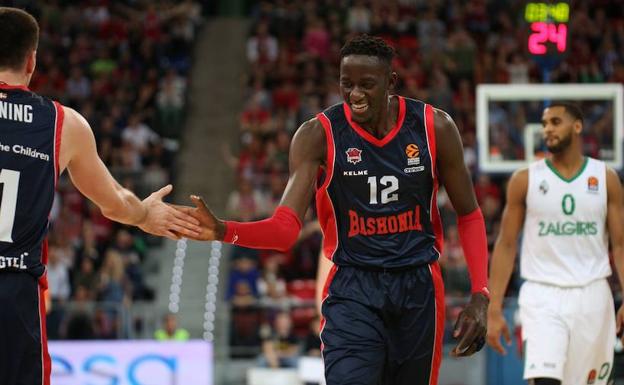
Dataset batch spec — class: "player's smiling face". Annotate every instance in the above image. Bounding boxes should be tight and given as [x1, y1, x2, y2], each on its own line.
[339, 55, 395, 126]
[541, 106, 581, 153]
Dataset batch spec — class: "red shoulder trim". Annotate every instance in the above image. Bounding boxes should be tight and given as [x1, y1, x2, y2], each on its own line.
[425, 104, 444, 255]
[424, 104, 436, 177]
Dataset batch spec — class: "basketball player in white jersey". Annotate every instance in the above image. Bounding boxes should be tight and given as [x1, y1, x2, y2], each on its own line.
[486, 102, 624, 385]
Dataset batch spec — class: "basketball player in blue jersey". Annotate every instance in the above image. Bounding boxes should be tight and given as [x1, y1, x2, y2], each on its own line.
[181, 35, 489, 384]
[0, 8, 201, 385]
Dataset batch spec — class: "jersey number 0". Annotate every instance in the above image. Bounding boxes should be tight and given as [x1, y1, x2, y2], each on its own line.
[0, 169, 20, 243]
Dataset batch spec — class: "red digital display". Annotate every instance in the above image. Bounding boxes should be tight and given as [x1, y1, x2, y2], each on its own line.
[528, 22, 567, 55]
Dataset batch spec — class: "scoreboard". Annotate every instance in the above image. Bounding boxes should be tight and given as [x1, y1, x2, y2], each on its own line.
[524, 2, 570, 56]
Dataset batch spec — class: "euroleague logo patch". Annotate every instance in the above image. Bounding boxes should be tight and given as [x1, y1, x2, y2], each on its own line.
[587, 176, 599, 193]
[405, 143, 419, 158]
[346, 147, 362, 164]
[405, 143, 420, 166]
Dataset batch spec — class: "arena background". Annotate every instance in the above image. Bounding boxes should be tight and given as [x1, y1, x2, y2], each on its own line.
[6, 0, 622, 384]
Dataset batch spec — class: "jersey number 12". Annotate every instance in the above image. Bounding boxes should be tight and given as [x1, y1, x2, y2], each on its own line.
[0, 169, 20, 243]
[367, 176, 399, 204]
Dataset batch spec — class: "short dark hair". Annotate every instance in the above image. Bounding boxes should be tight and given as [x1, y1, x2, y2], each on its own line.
[547, 101, 584, 125]
[340, 34, 395, 66]
[0, 7, 39, 70]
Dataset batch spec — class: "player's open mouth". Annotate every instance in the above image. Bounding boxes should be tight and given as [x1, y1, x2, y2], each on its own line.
[351, 102, 368, 114]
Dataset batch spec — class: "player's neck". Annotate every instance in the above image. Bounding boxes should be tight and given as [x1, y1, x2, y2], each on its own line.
[549, 148, 585, 177]
[0, 71, 28, 87]
[362, 95, 396, 138]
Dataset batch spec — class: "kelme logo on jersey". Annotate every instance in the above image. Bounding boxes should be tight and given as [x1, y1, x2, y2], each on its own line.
[346, 148, 362, 164]
[587, 176, 599, 193]
[538, 220, 598, 236]
[405, 143, 420, 166]
[0, 93, 6, 99]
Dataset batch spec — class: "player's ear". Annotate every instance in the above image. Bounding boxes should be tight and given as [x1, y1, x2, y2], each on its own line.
[25, 50, 36, 76]
[573, 119, 583, 135]
[388, 70, 398, 91]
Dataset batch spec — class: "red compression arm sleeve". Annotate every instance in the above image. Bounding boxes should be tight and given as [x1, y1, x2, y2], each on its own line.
[457, 208, 489, 296]
[223, 206, 302, 252]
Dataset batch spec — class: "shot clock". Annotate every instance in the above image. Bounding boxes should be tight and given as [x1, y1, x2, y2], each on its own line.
[524, 2, 569, 56]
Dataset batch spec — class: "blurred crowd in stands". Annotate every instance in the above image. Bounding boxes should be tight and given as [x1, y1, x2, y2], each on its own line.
[21, 0, 203, 339]
[228, 0, 624, 362]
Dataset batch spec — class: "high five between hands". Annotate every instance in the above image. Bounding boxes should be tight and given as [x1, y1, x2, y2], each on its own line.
[135, 186, 206, 241]
[170, 195, 225, 241]
[139, 190, 223, 242]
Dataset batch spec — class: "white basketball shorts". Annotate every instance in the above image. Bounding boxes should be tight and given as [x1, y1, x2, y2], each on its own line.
[518, 278, 615, 384]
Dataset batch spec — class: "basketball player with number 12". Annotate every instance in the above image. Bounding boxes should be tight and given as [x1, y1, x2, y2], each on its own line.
[181, 35, 490, 384]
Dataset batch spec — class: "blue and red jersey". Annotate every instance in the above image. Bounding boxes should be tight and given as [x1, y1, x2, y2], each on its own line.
[0, 84, 62, 279]
[316, 96, 443, 269]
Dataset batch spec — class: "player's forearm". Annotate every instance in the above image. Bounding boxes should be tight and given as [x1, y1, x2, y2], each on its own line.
[100, 187, 147, 226]
[457, 208, 489, 295]
[222, 206, 302, 252]
[488, 240, 517, 312]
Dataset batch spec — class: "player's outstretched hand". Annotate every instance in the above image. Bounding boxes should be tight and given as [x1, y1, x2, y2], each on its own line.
[617, 303, 624, 344]
[138, 185, 202, 240]
[486, 306, 512, 355]
[170, 195, 225, 241]
[450, 292, 488, 357]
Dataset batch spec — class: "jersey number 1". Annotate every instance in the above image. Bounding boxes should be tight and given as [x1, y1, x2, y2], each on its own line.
[367, 176, 399, 204]
[0, 169, 20, 243]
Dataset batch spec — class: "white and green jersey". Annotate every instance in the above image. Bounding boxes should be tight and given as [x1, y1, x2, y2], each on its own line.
[520, 157, 610, 286]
